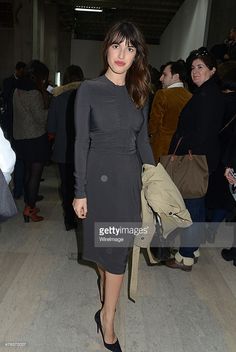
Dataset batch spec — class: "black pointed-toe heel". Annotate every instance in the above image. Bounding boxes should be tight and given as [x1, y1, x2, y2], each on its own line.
[97, 277, 104, 305]
[94, 310, 122, 352]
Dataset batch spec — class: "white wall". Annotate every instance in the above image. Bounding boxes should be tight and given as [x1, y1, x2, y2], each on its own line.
[71, 39, 160, 78]
[159, 0, 211, 66]
[148, 44, 160, 70]
[70, 0, 210, 77]
[71, 39, 103, 79]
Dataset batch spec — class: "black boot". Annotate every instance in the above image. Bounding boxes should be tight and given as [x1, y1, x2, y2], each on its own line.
[221, 247, 236, 266]
[151, 247, 171, 261]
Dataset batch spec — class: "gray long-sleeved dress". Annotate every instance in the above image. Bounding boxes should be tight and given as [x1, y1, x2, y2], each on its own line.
[74, 75, 154, 274]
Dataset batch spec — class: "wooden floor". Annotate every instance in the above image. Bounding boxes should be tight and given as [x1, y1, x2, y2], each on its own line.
[0, 164, 235, 352]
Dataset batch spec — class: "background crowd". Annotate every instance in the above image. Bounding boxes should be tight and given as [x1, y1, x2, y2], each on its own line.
[1, 27, 236, 269]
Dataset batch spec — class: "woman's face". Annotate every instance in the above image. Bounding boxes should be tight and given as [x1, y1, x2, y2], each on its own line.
[191, 58, 216, 87]
[106, 39, 137, 77]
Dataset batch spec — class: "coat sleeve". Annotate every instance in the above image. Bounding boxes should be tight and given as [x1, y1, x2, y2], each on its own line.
[136, 103, 155, 165]
[148, 90, 166, 137]
[183, 96, 215, 149]
[222, 122, 236, 169]
[74, 81, 91, 198]
[2, 77, 14, 102]
[170, 89, 224, 155]
[47, 97, 57, 134]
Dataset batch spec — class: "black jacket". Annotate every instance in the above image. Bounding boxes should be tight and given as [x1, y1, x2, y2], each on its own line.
[206, 92, 236, 210]
[222, 92, 236, 169]
[1, 75, 17, 139]
[169, 76, 225, 173]
[47, 89, 77, 163]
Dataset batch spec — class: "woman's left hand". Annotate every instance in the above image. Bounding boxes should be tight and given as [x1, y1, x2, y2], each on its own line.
[224, 167, 236, 185]
[73, 198, 87, 219]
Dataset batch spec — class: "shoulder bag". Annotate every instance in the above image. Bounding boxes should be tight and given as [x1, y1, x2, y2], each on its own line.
[160, 137, 209, 199]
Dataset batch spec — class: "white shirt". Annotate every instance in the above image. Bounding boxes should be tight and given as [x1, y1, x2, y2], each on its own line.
[167, 82, 184, 89]
[0, 127, 16, 184]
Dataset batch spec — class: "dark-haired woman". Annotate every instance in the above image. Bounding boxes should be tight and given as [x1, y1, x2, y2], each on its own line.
[13, 60, 50, 222]
[166, 48, 225, 271]
[73, 21, 154, 351]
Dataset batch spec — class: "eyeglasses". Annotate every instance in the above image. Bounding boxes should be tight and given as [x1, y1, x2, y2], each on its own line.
[194, 48, 209, 57]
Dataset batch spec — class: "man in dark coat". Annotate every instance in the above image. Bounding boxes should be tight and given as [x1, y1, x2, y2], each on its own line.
[1, 62, 26, 198]
[47, 65, 84, 231]
[224, 27, 236, 61]
[1, 61, 26, 140]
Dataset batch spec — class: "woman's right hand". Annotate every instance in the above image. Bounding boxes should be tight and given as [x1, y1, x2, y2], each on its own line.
[73, 198, 87, 219]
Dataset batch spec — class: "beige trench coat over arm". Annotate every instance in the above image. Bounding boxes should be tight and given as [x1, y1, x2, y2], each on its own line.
[130, 163, 192, 301]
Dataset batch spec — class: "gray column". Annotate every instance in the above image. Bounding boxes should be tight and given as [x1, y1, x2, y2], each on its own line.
[13, 0, 33, 64]
[32, 0, 44, 60]
[43, 3, 59, 83]
[43, 3, 71, 84]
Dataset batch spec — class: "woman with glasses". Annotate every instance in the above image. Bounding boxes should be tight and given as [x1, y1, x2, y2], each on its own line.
[166, 47, 225, 271]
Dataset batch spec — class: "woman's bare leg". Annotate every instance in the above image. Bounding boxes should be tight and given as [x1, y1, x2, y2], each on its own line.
[100, 271, 124, 344]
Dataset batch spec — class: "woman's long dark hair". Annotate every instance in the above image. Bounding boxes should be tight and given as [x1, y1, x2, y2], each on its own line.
[102, 21, 150, 109]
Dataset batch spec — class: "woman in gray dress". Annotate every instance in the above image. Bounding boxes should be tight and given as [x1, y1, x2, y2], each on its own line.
[73, 21, 154, 351]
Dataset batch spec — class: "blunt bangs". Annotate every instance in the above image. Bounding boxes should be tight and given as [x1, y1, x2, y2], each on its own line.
[107, 23, 139, 49]
[102, 20, 149, 108]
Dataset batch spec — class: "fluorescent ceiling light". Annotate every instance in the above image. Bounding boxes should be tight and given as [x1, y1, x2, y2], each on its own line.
[75, 6, 103, 13]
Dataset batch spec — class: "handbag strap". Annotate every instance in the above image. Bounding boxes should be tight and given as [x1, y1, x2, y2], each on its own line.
[172, 136, 183, 156]
[219, 113, 236, 134]
[171, 137, 193, 161]
[172, 113, 236, 157]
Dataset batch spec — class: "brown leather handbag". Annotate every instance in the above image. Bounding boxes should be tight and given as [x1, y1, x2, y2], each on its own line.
[160, 137, 209, 199]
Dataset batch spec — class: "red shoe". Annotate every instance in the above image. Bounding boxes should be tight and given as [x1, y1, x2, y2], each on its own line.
[23, 206, 44, 222]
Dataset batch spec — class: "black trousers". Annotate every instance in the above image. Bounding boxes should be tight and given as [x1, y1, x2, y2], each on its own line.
[24, 161, 44, 207]
[58, 163, 76, 222]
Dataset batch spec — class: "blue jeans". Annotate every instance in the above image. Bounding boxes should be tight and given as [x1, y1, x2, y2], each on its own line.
[179, 197, 205, 258]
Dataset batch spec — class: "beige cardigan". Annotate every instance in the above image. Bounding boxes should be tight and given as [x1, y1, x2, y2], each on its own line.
[13, 89, 48, 140]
